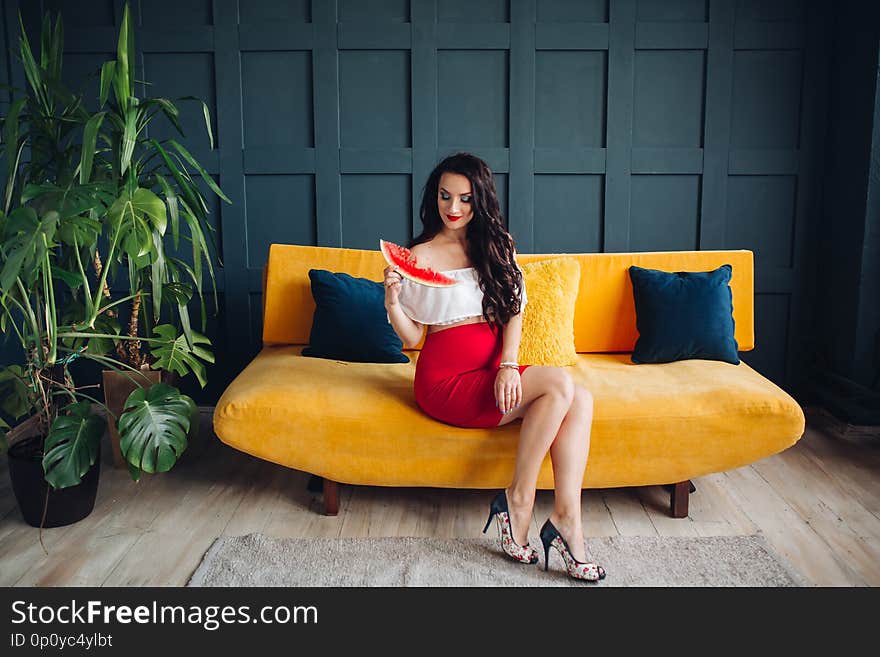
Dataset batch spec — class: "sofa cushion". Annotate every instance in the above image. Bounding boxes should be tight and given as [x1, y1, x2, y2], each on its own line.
[261, 244, 756, 353]
[629, 264, 740, 365]
[518, 257, 580, 366]
[301, 269, 409, 363]
[213, 347, 805, 490]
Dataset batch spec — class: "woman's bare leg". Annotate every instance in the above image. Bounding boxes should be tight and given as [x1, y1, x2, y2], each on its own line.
[496, 367, 574, 548]
[547, 385, 594, 562]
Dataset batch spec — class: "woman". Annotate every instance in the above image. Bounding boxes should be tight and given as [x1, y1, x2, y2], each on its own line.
[383, 152, 605, 582]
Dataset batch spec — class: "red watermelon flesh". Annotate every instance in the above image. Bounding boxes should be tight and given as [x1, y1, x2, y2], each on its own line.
[379, 239, 458, 288]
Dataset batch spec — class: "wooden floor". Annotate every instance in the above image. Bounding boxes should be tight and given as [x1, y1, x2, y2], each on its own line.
[1, 405, 878, 587]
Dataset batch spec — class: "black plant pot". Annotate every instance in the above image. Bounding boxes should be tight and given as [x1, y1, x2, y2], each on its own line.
[7, 436, 101, 528]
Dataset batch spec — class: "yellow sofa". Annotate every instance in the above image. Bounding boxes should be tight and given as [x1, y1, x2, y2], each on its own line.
[213, 243, 805, 517]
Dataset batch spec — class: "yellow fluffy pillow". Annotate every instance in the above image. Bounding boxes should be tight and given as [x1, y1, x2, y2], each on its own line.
[517, 257, 581, 366]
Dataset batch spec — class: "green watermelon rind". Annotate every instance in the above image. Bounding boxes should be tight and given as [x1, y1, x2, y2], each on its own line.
[379, 239, 458, 288]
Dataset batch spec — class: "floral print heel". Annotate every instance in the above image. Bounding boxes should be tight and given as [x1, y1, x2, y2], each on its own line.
[540, 519, 606, 582]
[482, 490, 539, 565]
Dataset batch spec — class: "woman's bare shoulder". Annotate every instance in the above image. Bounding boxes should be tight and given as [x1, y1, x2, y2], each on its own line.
[413, 237, 472, 270]
[410, 240, 439, 267]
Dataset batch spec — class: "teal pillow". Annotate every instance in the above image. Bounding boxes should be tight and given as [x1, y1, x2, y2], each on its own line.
[629, 264, 740, 365]
[301, 269, 409, 363]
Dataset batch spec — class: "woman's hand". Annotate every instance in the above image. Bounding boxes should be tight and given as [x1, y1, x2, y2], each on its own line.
[383, 265, 403, 306]
[495, 367, 521, 414]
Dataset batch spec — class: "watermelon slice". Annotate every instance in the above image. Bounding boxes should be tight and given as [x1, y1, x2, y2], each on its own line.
[379, 239, 458, 288]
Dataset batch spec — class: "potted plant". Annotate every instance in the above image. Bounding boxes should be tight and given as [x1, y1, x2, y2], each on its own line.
[81, 2, 227, 466]
[0, 8, 210, 528]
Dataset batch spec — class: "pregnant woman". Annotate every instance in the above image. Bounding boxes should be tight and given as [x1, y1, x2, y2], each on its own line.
[383, 152, 605, 582]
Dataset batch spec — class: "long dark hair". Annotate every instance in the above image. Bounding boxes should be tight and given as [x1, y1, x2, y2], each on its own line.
[407, 152, 523, 331]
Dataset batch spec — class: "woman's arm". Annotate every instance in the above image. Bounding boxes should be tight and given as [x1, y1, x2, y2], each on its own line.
[500, 310, 523, 363]
[501, 248, 525, 363]
[386, 303, 424, 348]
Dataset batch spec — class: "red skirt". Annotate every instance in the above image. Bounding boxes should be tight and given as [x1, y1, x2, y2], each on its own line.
[414, 321, 531, 428]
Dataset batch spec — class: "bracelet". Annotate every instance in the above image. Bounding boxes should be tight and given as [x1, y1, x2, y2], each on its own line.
[499, 361, 519, 370]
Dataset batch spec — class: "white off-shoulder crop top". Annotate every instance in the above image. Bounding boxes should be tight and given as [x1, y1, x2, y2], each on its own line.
[388, 266, 527, 326]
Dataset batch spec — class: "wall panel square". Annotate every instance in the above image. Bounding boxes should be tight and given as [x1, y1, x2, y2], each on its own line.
[43, 0, 115, 26]
[143, 53, 217, 152]
[241, 51, 313, 148]
[630, 175, 701, 251]
[538, 0, 608, 22]
[730, 50, 803, 149]
[341, 174, 411, 251]
[438, 51, 509, 148]
[340, 51, 411, 148]
[637, 0, 707, 21]
[245, 175, 316, 267]
[534, 175, 603, 253]
[633, 50, 705, 148]
[239, 0, 311, 23]
[440, 0, 508, 22]
[342, 0, 410, 23]
[726, 175, 796, 269]
[140, 0, 212, 26]
[536, 51, 606, 148]
[736, 0, 805, 22]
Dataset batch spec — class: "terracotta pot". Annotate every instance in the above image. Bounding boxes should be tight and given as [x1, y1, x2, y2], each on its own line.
[102, 368, 162, 468]
[7, 433, 101, 528]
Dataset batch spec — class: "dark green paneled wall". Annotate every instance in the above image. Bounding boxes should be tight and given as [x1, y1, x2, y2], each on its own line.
[4, 0, 837, 402]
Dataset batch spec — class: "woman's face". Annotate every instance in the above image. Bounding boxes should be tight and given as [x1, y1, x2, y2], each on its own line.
[437, 172, 475, 233]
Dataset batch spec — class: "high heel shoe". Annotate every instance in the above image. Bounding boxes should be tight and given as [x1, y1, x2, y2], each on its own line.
[540, 518, 606, 582]
[482, 490, 539, 565]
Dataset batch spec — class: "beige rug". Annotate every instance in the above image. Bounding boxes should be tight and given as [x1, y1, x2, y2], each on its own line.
[188, 533, 805, 587]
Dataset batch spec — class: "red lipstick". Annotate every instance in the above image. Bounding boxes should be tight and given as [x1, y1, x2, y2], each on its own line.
[447, 215, 462, 222]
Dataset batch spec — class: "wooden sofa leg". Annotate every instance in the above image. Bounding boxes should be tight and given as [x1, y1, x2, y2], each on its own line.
[670, 480, 692, 518]
[323, 478, 339, 516]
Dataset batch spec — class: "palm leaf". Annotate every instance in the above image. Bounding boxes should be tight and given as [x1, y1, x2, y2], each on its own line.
[99, 60, 116, 107]
[79, 111, 106, 184]
[50, 14, 64, 80]
[140, 97, 186, 137]
[120, 102, 138, 174]
[169, 256, 208, 330]
[3, 97, 27, 212]
[167, 139, 231, 203]
[18, 13, 48, 111]
[113, 2, 134, 109]
[155, 174, 180, 249]
[150, 230, 165, 324]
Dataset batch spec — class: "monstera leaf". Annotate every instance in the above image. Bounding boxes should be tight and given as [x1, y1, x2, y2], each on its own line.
[150, 323, 213, 388]
[42, 400, 105, 489]
[117, 383, 197, 478]
[0, 365, 31, 420]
